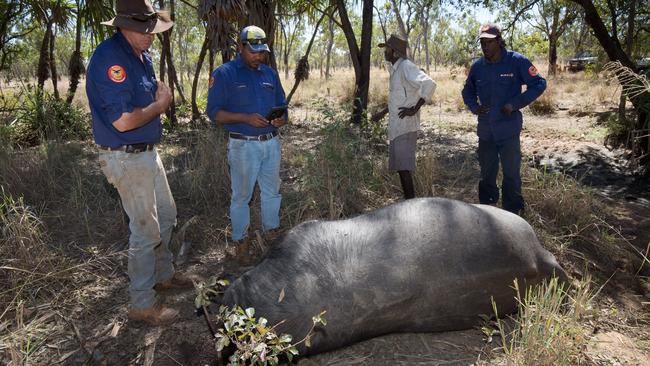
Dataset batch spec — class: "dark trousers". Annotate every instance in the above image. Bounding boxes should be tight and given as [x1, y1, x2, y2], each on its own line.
[477, 135, 523, 214]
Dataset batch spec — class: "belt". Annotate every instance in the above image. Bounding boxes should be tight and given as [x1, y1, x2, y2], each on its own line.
[229, 131, 278, 141]
[98, 143, 156, 153]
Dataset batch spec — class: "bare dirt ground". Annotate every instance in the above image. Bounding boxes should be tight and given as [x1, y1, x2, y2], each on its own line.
[3, 69, 650, 365]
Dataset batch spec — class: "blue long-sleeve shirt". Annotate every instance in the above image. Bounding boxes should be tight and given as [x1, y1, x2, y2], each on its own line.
[206, 56, 287, 136]
[86, 31, 161, 148]
[462, 49, 546, 141]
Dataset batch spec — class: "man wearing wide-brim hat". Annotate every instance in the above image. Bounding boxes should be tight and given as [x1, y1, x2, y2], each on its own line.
[86, 0, 192, 326]
[371, 34, 436, 200]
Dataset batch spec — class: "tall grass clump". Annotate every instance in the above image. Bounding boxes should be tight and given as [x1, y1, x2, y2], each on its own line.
[289, 106, 388, 221]
[170, 126, 230, 216]
[525, 168, 601, 230]
[523, 167, 642, 274]
[0, 188, 72, 309]
[528, 86, 555, 115]
[486, 276, 595, 365]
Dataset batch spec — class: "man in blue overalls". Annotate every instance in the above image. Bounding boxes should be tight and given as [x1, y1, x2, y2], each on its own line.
[206, 25, 287, 266]
[86, 0, 191, 326]
[462, 23, 546, 215]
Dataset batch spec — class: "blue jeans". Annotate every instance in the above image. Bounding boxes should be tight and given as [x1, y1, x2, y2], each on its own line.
[227, 136, 282, 240]
[98, 150, 176, 309]
[477, 135, 523, 214]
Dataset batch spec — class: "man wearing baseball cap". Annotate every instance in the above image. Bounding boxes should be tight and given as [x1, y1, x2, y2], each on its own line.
[86, 0, 192, 326]
[462, 23, 546, 215]
[206, 25, 287, 265]
[372, 34, 436, 199]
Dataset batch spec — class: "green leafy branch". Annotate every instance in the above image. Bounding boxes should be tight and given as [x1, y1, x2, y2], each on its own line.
[194, 277, 327, 365]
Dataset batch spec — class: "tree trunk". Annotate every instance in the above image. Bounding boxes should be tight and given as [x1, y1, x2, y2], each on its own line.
[49, 24, 59, 100]
[618, 0, 636, 124]
[548, 34, 558, 76]
[66, 0, 83, 104]
[325, 16, 334, 80]
[389, 0, 407, 41]
[37, 21, 52, 95]
[167, 0, 185, 104]
[192, 35, 209, 120]
[336, 0, 373, 124]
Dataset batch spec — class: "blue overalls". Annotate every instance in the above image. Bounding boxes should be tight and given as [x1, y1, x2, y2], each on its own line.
[462, 49, 546, 213]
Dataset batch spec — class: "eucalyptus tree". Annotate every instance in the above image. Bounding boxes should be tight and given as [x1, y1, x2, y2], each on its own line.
[521, 0, 580, 75]
[333, 0, 375, 124]
[0, 1, 35, 72]
[413, 0, 438, 73]
[277, 11, 304, 79]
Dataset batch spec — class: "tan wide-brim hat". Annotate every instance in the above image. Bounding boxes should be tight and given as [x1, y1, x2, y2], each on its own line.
[101, 0, 173, 34]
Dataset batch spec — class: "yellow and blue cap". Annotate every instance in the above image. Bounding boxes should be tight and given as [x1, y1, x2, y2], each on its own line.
[240, 25, 270, 53]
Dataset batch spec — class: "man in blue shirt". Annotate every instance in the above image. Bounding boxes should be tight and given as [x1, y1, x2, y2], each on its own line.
[462, 23, 546, 214]
[206, 25, 287, 266]
[86, 0, 191, 326]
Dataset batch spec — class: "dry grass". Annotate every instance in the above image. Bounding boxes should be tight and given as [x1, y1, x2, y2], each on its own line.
[484, 276, 595, 366]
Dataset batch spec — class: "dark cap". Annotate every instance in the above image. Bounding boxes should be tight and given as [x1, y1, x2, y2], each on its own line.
[478, 23, 501, 39]
[378, 34, 408, 56]
[101, 0, 173, 34]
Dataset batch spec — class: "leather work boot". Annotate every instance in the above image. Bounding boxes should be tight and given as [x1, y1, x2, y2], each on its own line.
[128, 303, 179, 326]
[235, 238, 255, 267]
[154, 272, 194, 291]
[263, 229, 283, 244]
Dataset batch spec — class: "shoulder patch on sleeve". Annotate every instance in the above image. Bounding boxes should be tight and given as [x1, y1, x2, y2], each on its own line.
[528, 65, 539, 77]
[108, 65, 127, 83]
[208, 76, 215, 89]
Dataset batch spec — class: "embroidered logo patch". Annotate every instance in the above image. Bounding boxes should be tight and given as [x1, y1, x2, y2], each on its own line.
[208, 76, 215, 88]
[108, 65, 126, 83]
[528, 65, 539, 77]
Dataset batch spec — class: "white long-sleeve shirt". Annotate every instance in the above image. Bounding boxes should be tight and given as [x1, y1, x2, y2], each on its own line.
[387, 58, 436, 140]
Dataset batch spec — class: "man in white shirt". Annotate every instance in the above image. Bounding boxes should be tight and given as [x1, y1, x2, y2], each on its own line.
[372, 34, 436, 199]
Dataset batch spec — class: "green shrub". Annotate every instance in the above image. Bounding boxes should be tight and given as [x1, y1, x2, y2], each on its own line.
[291, 104, 388, 220]
[194, 277, 326, 366]
[11, 87, 91, 146]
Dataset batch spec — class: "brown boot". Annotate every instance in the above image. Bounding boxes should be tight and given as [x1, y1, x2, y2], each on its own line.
[128, 303, 179, 326]
[235, 238, 255, 266]
[263, 229, 283, 244]
[154, 272, 194, 291]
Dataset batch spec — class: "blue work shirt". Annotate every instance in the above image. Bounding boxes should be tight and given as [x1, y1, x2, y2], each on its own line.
[206, 55, 287, 136]
[462, 49, 546, 141]
[86, 31, 161, 148]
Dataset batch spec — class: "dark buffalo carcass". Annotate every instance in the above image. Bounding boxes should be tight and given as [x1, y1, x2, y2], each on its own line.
[221, 198, 568, 356]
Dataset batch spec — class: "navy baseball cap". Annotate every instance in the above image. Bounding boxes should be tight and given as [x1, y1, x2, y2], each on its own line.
[240, 25, 270, 53]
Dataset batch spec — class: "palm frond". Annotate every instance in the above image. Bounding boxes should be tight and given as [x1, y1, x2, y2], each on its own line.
[604, 61, 650, 101]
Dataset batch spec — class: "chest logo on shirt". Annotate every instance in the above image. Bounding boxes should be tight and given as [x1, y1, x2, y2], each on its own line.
[528, 65, 539, 77]
[107, 65, 126, 83]
[500, 73, 514, 77]
[208, 76, 215, 89]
